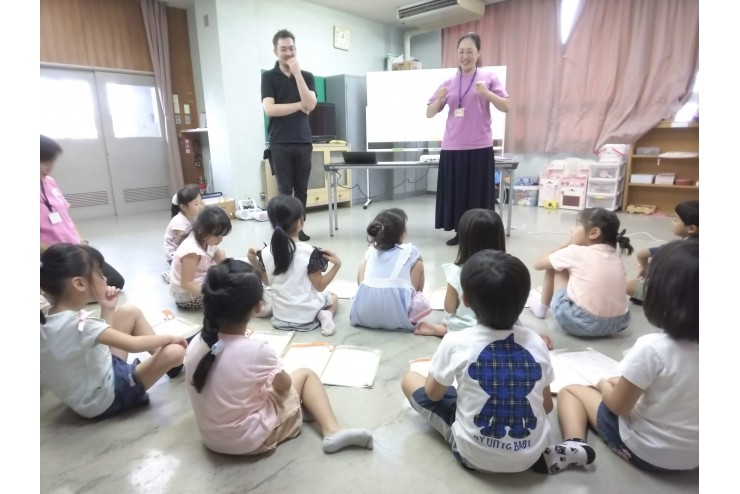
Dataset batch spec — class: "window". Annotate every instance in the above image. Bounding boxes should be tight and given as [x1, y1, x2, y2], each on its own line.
[560, 0, 582, 44]
[106, 83, 161, 138]
[40, 78, 98, 139]
[674, 71, 699, 122]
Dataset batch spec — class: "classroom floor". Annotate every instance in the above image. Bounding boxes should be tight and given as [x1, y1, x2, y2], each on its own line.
[40, 195, 699, 493]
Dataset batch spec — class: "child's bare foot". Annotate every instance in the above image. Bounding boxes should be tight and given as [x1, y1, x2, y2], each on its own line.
[414, 321, 447, 337]
[539, 333, 554, 350]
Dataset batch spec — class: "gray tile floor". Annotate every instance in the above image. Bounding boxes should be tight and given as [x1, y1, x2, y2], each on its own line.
[40, 195, 699, 493]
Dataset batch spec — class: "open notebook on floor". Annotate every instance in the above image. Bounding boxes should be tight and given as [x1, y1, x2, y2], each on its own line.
[246, 329, 294, 357]
[144, 309, 201, 338]
[282, 343, 382, 388]
[429, 288, 447, 311]
[549, 348, 621, 394]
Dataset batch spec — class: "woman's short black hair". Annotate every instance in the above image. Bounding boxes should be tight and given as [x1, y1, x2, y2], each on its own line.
[41, 135, 63, 162]
[460, 249, 530, 329]
[457, 32, 481, 50]
[643, 240, 699, 342]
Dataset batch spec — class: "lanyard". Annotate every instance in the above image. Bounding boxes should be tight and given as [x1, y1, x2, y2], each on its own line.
[458, 68, 477, 109]
[41, 180, 54, 213]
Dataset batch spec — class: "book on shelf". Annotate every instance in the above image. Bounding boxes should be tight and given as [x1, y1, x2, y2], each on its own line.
[246, 329, 295, 357]
[282, 342, 382, 388]
[549, 348, 621, 394]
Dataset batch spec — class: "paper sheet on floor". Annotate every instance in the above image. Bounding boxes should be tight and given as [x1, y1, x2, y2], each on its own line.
[327, 279, 358, 299]
[549, 348, 621, 394]
[282, 343, 381, 388]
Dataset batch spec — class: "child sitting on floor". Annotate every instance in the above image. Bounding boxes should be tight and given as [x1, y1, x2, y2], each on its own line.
[162, 185, 203, 283]
[400, 249, 594, 474]
[185, 259, 374, 455]
[248, 195, 340, 336]
[527, 207, 633, 337]
[350, 208, 431, 331]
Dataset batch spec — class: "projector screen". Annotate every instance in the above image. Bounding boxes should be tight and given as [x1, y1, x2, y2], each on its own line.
[365, 66, 507, 146]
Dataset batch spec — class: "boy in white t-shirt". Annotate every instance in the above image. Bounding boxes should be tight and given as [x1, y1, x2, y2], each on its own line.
[401, 249, 595, 474]
[556, 241, 699, 473]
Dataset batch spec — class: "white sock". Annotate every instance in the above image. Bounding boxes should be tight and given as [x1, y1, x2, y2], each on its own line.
[317, 310, 335, 336]
[527, 290, 548, 319]
[539, 439, 595, 474]
[322, 429, 374, 453]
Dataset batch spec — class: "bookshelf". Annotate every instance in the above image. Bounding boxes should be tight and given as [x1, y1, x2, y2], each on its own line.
[622, 121, 699, 214]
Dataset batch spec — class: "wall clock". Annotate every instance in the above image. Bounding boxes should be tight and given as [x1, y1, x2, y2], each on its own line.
[334, 26, 350, 51]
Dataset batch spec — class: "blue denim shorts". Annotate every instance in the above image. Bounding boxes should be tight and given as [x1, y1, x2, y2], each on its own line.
[596, 402, 674, 473]
[551, 288, 630, 337]
[96, 355, 150, 419]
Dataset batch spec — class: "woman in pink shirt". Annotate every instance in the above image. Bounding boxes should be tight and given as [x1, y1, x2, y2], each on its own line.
[40, 135, 125, 289]
[426, 32, 510, 246]
[185, 259, 374, 456]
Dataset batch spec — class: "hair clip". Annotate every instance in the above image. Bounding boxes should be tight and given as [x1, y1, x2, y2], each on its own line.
[617, 228, 627, 240]
[210, 340, 224, 356]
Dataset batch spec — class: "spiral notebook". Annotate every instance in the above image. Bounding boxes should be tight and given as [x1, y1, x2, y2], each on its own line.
[246, 329, 295, 357]
[282, 342, 382, 388]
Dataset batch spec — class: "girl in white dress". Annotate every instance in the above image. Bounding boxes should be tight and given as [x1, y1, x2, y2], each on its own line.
[350, 208, 430, 331]
[161, 185, 203, 283]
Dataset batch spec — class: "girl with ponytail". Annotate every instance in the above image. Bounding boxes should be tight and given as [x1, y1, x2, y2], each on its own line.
[185, 259, 374, 456]
[247, 195, 340, 336]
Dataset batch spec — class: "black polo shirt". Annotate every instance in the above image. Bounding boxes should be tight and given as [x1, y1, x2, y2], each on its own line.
[261, 61, 316, 144]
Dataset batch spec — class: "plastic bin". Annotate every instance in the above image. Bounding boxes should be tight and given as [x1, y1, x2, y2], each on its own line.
[588, 177, 622, 195]
[512, 186, 539, 206]
[586, 191, 623, 211]
[589, 162, 626, 180]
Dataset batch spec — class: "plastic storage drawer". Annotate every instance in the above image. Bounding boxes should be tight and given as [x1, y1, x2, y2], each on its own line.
[588, 177, 622, 195]
[589, 162, 625, 180]
[586, 191, 623, 211]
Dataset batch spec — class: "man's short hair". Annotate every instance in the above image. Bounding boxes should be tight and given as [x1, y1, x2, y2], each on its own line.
[273, 29, 295, 47]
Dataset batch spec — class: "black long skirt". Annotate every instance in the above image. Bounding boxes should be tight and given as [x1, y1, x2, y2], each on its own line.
[435, 147, 495, 231]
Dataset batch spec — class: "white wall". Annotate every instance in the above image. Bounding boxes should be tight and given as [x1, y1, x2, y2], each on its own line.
[191, 0, 403, 200]
[410, 30, 443, 69]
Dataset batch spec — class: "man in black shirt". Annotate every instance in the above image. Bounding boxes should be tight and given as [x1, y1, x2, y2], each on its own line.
[261, 29, 317, 241]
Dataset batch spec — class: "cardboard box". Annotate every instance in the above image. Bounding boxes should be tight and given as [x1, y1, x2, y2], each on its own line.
[203, 196, 236, 219]
[630, 174, 655, 184]
[655, 173, 676, 185]
[392, 60, 422, 71]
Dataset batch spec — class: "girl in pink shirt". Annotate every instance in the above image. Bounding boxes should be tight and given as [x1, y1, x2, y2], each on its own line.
[169, 206, 231, 310]
[161, 185, 203, 284]
[184, 259, 374, 456]
[528, 208, 633, 337]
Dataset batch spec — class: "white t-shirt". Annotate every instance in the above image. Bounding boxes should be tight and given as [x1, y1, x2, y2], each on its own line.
[40, 310, 114, 418]
[618, 333, 699, 470]
[429, 324, 554, 473]
[169, 234, 218, 298]
[185, 333, 283, 455]
[442, 263, 477, 331]
[163, 213, 191, 262]
[549, 244, 628, 317]
[260, 241, 325, 324]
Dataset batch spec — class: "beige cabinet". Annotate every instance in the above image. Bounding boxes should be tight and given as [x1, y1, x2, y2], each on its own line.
[261, 143, 353, 209]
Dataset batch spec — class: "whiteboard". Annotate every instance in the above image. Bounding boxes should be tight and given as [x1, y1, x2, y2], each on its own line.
[365, 66, 507, 145]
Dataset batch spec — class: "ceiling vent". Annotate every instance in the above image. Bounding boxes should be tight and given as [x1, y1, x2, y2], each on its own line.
[397, 0, 485, 30]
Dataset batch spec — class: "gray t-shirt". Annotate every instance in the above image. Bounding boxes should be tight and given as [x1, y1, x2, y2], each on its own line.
[41, 310, 114, 418]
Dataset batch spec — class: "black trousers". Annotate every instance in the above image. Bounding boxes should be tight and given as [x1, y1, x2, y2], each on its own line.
[102, 261, 125, 290]
[269, 143, 313, 210]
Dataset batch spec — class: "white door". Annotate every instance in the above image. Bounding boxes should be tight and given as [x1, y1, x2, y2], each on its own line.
[40, 67, 171, 217]
[95, 71, 171, 215]
[40, 67, 116, 219]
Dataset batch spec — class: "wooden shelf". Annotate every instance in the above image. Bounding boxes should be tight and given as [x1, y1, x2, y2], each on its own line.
[627, 183, 698, 190]
[622, 122, 699, 213]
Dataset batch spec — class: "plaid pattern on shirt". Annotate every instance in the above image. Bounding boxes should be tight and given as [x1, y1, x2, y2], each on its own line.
[467, 333, 543, 439]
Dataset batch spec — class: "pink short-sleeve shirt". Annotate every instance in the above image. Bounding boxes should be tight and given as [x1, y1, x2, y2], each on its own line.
[40, 176, 81, 246]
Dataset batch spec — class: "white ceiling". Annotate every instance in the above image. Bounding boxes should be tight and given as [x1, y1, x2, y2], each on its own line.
[164, 0, 505, 28]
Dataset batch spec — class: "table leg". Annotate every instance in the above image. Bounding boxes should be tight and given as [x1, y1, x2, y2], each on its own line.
[333, 170, 339, 230]
[506, 168, 514, 237]
[326, 170, 334, 237]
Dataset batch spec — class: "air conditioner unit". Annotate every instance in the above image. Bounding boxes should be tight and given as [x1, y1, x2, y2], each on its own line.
[398, 0, 485, 30]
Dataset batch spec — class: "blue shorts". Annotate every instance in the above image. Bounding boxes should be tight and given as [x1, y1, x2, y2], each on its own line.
[596, 402, 674, 473]
[96, 355, 150, 420]
[409, 387, 475, 470]
[551, 288, 630, 337]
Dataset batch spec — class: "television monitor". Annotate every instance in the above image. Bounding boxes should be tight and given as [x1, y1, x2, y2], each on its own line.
[308, 102, 337, 143]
